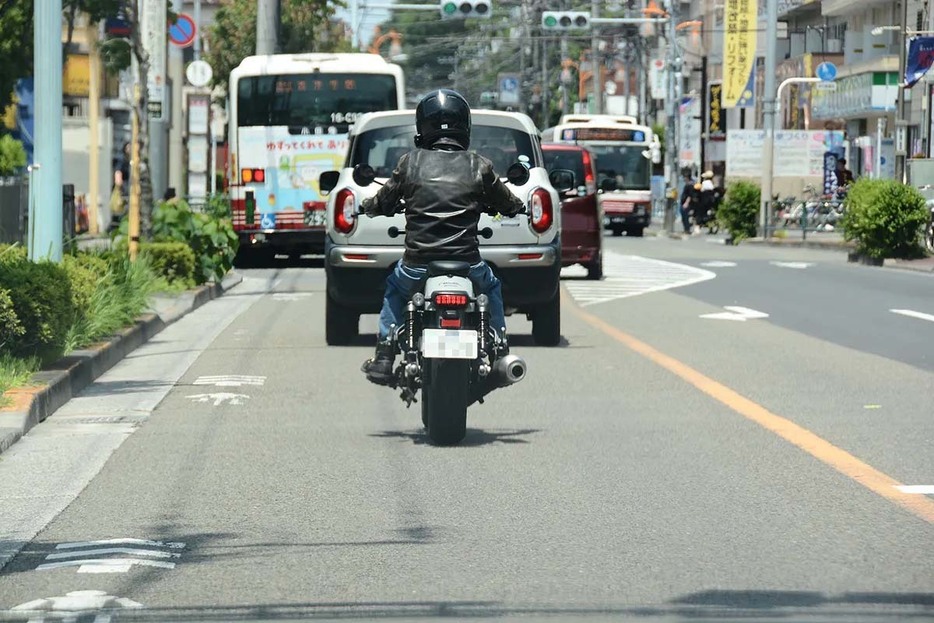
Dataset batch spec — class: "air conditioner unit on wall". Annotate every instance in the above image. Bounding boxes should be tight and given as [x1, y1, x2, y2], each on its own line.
[826, 38, 843, 53]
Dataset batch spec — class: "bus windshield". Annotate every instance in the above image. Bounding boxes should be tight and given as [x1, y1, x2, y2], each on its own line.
[237, 73, 398, 129]
[587, 144, 651, 191]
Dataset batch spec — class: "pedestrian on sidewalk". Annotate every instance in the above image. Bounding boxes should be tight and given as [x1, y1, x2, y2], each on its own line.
[679, 170, 698, 235]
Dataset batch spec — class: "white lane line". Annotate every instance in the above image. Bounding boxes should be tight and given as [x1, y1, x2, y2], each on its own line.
[192, 375, 266, 387]
[771, 261, 814, 269]
[46, 548, 181, 560]
[36, 558, 177, 573]
[56, 539, 185, 550]
[896, 485, 934, 494]
[890, 309, 934, 323]
[700, 306, 770, 322]
[700, 261, 737, 267]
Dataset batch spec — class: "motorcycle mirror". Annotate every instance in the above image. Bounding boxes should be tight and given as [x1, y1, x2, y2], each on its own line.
[353, 164, 377, 187]
[506, 162, 530, 186]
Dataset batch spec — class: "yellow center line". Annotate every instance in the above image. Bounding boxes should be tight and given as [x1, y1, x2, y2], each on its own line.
[564, 291, 934, 525]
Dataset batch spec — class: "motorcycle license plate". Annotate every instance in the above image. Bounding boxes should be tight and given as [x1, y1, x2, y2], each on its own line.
[421, 329, 478, 359]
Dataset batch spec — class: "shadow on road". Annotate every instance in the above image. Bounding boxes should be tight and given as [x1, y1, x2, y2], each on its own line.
[370, 427, 540, 447]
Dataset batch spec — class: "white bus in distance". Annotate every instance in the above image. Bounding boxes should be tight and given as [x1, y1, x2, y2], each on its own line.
[543, 115, 660, 237]
[227, 53, 405, 262]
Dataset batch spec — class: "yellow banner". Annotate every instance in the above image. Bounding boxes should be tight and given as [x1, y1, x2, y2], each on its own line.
[722, 0, 757, 108]
[63, 54, 90, 97]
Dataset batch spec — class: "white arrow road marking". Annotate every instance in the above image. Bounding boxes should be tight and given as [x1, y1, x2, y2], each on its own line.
[700, 261, 737, 267]
[187, 392, 251, 406]
[192, 375, 266, 387]
[272, 292, 313, 301]
[56, 539, 185, 550]
[770, 261, 814, 269]
[12, 590, 142, 621]
[37, 558, 177, 573]
[46, 548, 181, 560]
[700, 306, 770, 321]
[896, 485, 934, 494]
[891, 309, 934, 324]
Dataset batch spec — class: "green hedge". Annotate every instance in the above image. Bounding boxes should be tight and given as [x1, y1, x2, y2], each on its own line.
[718, 181, 761, 243]
[0, 260, 75, 364]
[0, 287, 24, 350]
[142, 241, 196, 286]
[842, 178, 929, 259]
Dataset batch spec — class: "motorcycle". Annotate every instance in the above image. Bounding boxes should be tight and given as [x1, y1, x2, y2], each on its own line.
[352, 162, 531, 445]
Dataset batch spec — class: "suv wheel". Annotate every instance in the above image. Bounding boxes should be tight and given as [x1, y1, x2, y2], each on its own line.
[326, 291, 359, 345]
[627, 226, 645, 237]
[532, 292, 561, 346]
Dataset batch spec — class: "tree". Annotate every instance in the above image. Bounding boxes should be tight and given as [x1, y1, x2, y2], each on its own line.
[0, 0, 34, 113]
[205, 0, 350, 93]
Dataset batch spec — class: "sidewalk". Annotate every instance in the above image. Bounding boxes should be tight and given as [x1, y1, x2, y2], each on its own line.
[0, 271, 243, 456]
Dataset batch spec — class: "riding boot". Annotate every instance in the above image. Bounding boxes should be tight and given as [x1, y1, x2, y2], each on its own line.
[362, 340, 396, 386]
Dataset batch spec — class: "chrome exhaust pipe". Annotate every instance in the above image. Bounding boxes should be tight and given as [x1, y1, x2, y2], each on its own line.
[493, 354, 527, 385]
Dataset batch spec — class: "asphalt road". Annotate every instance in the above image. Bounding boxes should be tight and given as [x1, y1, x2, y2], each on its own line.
[0, 236, 932, 622]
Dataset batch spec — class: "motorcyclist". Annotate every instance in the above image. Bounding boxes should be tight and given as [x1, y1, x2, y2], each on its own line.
[359, 89, 526, 386]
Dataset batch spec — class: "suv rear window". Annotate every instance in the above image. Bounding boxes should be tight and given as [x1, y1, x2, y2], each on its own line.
[543, 148, 586, 187]
[348, 124, 538, 177]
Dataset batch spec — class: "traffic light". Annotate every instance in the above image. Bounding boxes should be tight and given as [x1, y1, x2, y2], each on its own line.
[440, 0, 492, 19]
[541, 11, 590, 30]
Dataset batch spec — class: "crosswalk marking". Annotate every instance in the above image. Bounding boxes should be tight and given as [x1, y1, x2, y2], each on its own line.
[562, 251, 716, 307]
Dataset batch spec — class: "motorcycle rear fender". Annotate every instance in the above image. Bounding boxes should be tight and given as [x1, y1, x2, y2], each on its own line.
[423, 276, 476, 299]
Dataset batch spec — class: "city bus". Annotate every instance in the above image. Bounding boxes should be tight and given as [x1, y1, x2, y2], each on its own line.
[543, 115, 660, 237]
[227, 53, 406, 261]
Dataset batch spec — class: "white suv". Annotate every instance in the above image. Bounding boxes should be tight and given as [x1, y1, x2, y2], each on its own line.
[319, 110, 564, 347]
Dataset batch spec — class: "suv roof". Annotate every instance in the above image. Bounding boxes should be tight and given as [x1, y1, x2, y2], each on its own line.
[351, 109, 541, 139]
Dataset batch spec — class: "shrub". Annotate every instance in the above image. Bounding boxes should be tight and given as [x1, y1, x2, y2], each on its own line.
[718, 181, 761, 243]
[0, 260, 75, 364]
[0, 135, 27, 176]
[152, 200, 238, 284]
[0, 244, 27, 266]
[0, 287, 24, 351]
[142, 241, 196, 285]
[842, 178, 929, 259]
[63, 255, 101, 313]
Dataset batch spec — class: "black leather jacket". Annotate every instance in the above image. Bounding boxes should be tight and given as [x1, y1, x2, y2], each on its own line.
[361, 144, 525, 266]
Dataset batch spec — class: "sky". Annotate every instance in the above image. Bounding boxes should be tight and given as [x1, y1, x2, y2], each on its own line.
[334, 3, 392, 48]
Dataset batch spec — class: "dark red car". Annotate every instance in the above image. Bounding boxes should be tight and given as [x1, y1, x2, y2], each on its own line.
[542, 144, 603, 280]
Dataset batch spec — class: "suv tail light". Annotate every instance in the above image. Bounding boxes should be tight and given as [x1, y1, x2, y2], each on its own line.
[434, 293, 468, 307]
[581, 149, 596, 195]
[334, 188, 356, 234]
[529, 188, 553, 234]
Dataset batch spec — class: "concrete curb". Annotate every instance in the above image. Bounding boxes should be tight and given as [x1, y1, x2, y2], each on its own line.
[882, 258, 934, 274]
[743, 237, 856, 251]
[0, 272, 244, 456]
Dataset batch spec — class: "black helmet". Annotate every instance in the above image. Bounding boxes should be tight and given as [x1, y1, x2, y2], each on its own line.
[414, 89, 471, 149]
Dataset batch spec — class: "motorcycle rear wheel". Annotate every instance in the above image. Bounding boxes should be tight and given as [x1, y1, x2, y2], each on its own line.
[424, 359, 469, 445]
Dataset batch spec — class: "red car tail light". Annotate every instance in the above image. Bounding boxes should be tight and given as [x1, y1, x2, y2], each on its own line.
[334, 188, 356, 234]
[529, 188, 553, 233]
[581, 149, 596, 195]
[434, 293, 468, 307]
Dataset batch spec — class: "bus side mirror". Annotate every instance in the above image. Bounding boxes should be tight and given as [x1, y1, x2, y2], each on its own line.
[319, 171, 340, 194]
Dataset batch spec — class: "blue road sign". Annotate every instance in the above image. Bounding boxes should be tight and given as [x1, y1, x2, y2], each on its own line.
[816, 62, 837, 82]
[260, 213, 276, 229]
[169, 14, 197, 47]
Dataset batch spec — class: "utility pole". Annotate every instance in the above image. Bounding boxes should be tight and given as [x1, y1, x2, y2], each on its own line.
[895, 0, 909, 182]
[88, 21, 102, 235]
[32, 0, 63, 261]
[759, 0, 779, 237]
[257, 0, 279, 55]
[168, 0, 185, 198]
[665, 0, 680, 233]
[591, 0, 601, 113]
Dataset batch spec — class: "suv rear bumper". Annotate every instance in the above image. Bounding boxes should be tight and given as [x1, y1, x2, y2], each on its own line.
[326, 237, 561, 314]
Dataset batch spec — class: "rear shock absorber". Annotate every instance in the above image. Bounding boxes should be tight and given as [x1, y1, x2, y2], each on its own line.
[477, 293, 490, 355]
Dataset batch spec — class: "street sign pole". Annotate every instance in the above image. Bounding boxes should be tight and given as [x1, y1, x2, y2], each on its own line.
[759, 0, 779, 239]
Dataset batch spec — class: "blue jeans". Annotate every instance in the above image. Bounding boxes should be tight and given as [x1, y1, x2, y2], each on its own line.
[378, 260, 506, 340]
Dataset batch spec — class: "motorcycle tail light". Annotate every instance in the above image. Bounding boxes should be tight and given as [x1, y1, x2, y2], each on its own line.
[434, 293, 468, 307]
[440, 318, 462, 328]
[334, 188, 356, 234]
[529, 187, 553, 233]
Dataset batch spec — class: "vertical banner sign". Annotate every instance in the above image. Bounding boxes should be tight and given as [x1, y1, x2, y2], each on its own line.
[679, 96, 702, 169]
[904, 36, 934, 88]
[142, 0, 168, 121]
[721, 0, 757, 108]
[707, 81, 726, 141]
